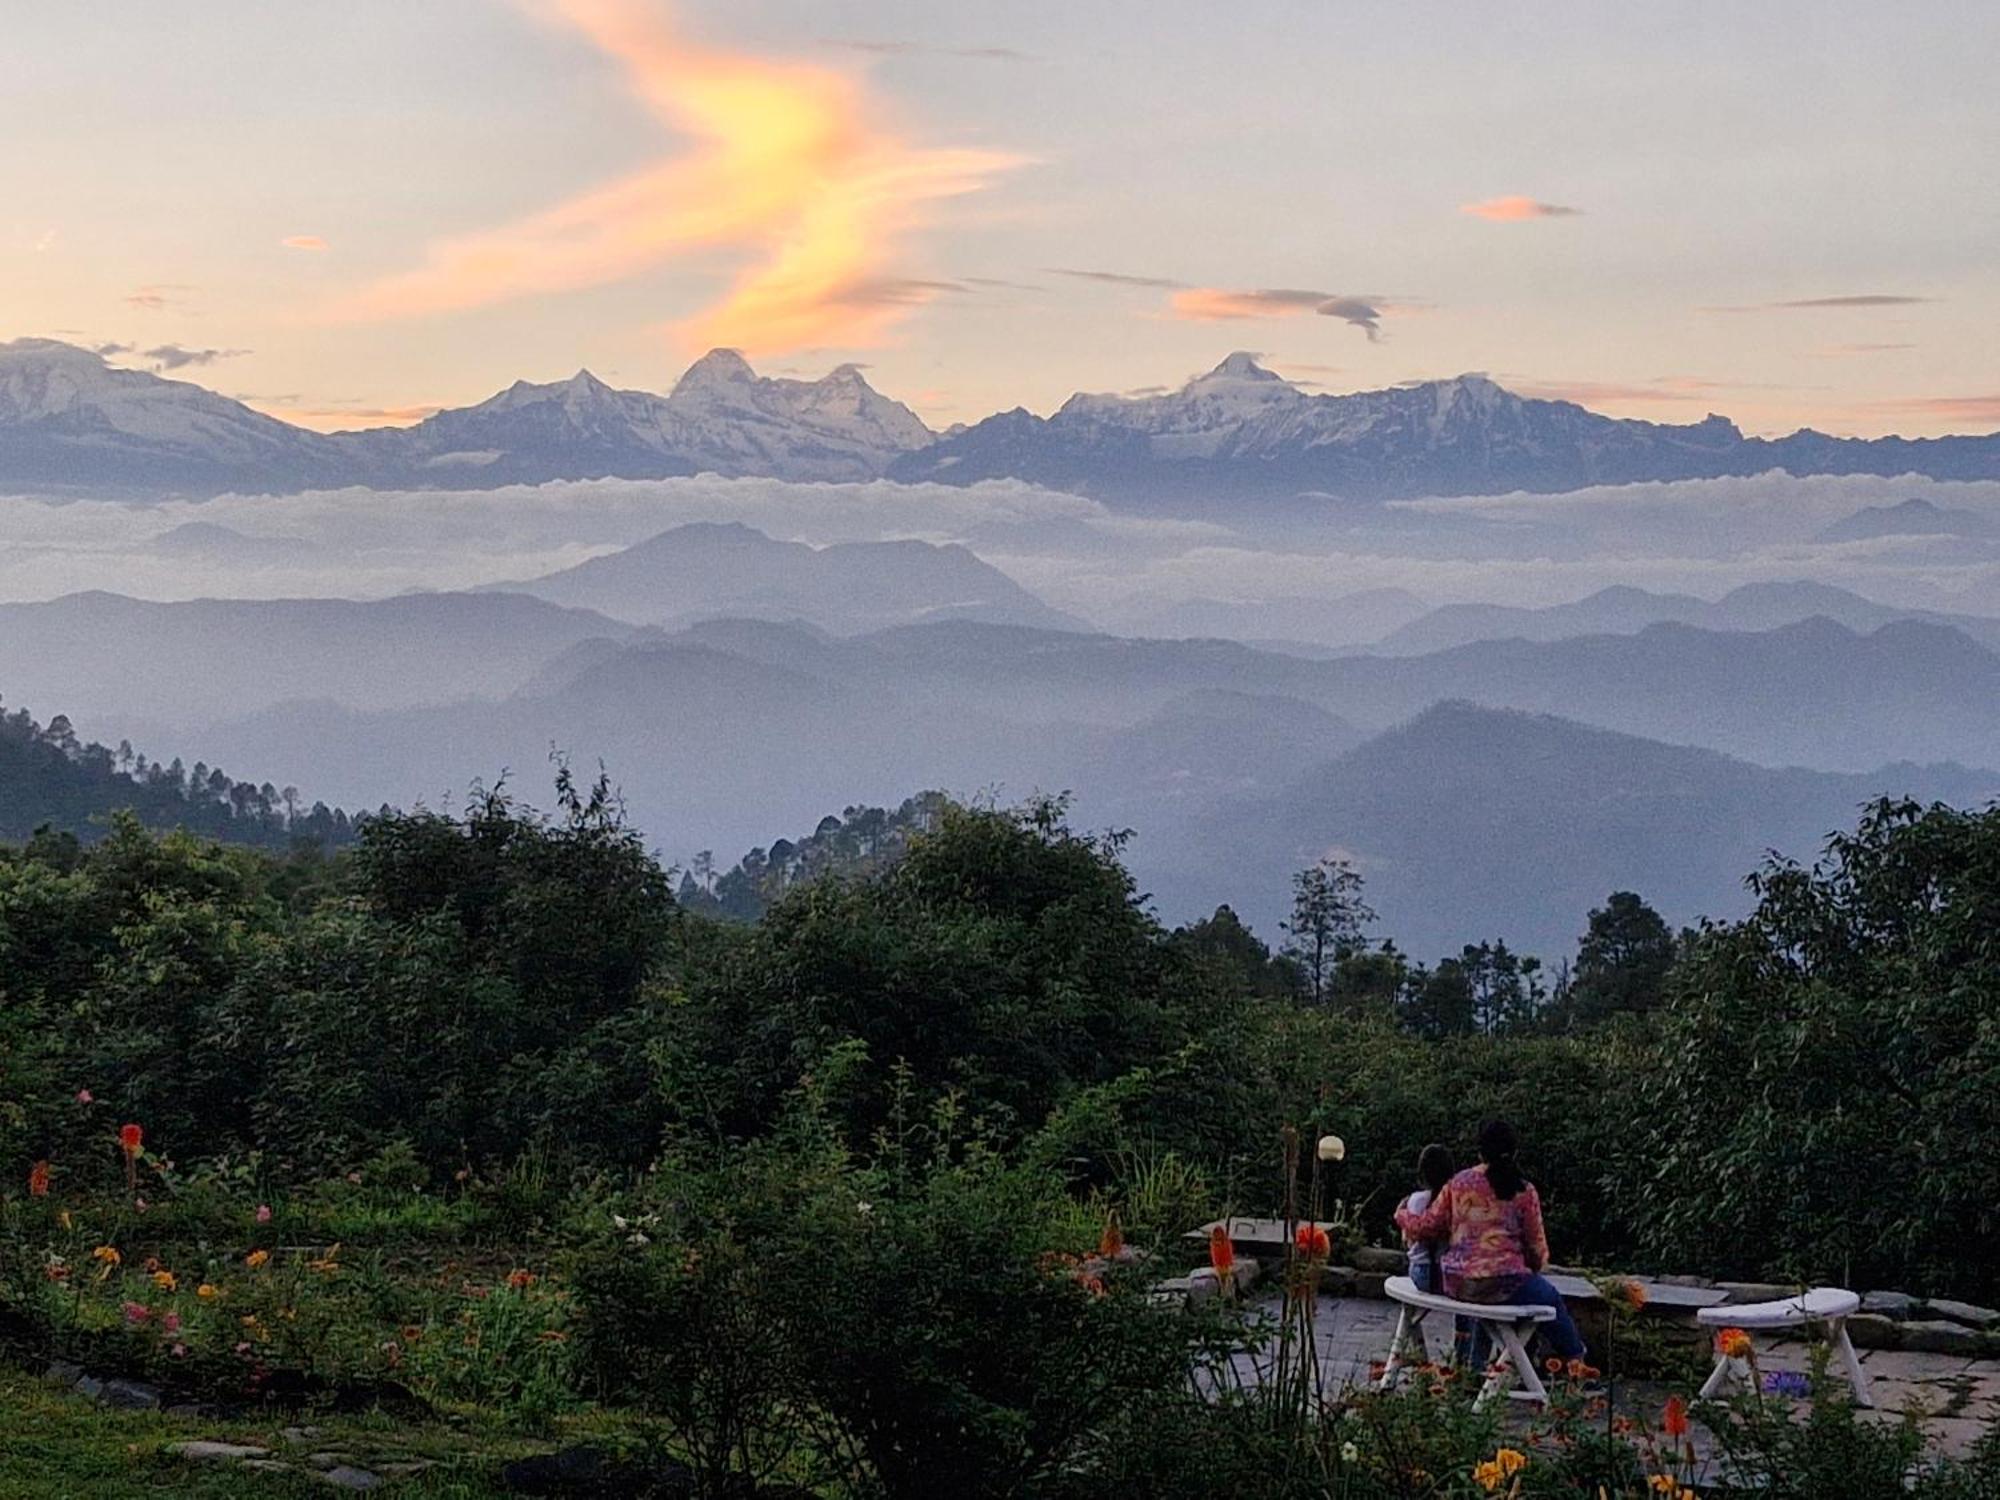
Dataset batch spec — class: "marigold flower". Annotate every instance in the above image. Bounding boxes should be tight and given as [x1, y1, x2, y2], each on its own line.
[118, 1123, 143, 1156]
[245, 1249, 270, 1270]
[1495, 1448, 1528, 1477]
[1208, 1224, 1236, 1278]
[1662, 1394, 1689, 1437]
[92, 1245, 121, 1265]
[1294, 1223, 1332, 1259]
[1716, 1326, 1754, 1361]
[151, 1270, 177, 1292]
[197, 1284, 220, 1300]
[28, 1160, 51, 1197]
[1098, 1212, 1125, 1260]
[1473, 1459, 1504, 1493]
[1621, 1280, 1648, 1311]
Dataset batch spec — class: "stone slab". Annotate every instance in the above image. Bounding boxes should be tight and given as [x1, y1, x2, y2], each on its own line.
[171, 1442, 271, 1462]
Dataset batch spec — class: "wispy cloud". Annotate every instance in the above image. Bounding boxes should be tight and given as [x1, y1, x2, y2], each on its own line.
[820, 38, 1030, 62]
[281, 235, 330, 251]
[1168, 287, 1391, 340]
[328, 0, 1021, 355]
[124, 283, 192, 312]
[1864, 393, 2000, 427]
[1459, 195, 1581, 222]
[139, 344, 250, 371]
[246, 400, 447, 433]
[1706, 294, 1933, 314]
[1818, 342, 1916, 357]
[1048, 267, 1185, 289]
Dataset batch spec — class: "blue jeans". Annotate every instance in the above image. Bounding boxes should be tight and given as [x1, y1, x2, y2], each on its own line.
[1483, 1272, 1586, 1363]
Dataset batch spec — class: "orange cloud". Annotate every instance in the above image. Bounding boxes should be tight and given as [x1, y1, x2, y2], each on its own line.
[326, 0, 1020, 355]
[249, 401, 446, 433]
[1866, 393, 2000, 427]
[1168, 288, 1388, 340]
[1459, 195, 1580, 222]
[282, 235, 329, 251]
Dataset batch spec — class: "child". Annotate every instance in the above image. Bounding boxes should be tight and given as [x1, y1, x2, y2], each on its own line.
[1399, 1143, 1454, 1293]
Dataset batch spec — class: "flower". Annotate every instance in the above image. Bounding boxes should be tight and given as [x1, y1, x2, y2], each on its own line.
[1604, 1278, 1647, 1312]
[170, 1342, 187, 1359]
[1716, 1326, 1754, 1360]
[1545, 1356, 1565, 1374]
[1566, 1358, 1601, 1381]
[245, 1249, 270, 1270]
[118, 1123, 144, 1156]
[45, 1261, 70, 1283]
[76, 1089, 93, 1104]
[28, 1160, 51, 1197]
[161, 1312, 181, 1335]
[1473, 1459, 1505, 1493]
[1317, 1134, 1346, 1162]
[121, 1301, 151, 1325]
[1098, 1211, 1125, 1260]
[1294, 1223, 1332, 1259]
[151, 1270, 177, 1292]
[1208, 1224, 1236, 1278]
[1662, 1394, 1688, 1437]
[92, 1245, 122, 1267]
[1494, 1448, 1527, 1478]
[506, 1268, 536, 1290]
[197, 1283, 220, 1300]
[1763, 1369, 1811, 1399]
[255, 1204, 272, 1225]
[1648, 1478, 1679, 1496]
[1339, 1440, 1359, 1463]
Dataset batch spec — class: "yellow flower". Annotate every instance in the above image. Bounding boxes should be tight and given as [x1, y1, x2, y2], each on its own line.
[196, 1283, 220, 1300]
[58, 1209, 74, 1230]
[245, 1249, 270, 1270]
[1648, 1478, 1679, 1496]
[91, 1245, 121, 1265]
[1716, 1326, 1754, 1360]
[151, 1270, 177, 1292]
[1495, 1448, 1528, 1478]
[1474, 1459, 1504, 1493]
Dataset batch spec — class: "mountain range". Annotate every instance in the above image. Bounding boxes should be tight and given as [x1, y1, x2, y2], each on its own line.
[5, 338, 1997, 502]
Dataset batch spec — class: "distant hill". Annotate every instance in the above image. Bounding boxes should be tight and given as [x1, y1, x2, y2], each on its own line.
[1373, 580, 2000, 657]
[6, 337, 1998, 503]
[0, 589, 636, 734]
[0, 701, 355, 849]
[483, 521, 1088, 634]
[1164, 701, 2000, 958]
[1815, 496, 2000, 543]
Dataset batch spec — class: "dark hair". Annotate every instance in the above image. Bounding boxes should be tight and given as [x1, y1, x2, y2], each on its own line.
[1478, 1119, 1526, 1201]
[1417, 1143, 1454, 1194]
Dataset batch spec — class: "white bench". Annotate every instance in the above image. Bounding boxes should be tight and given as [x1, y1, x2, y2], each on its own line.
[1697, 1287, 1873, 1407]
[1378, 1275, 1560, 1408]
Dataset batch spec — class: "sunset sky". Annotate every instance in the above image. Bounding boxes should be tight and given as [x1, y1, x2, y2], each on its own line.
[6, 0, 1995, 435]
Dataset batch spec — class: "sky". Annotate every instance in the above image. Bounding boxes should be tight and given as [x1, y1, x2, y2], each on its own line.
[4, 0, 1995, 437]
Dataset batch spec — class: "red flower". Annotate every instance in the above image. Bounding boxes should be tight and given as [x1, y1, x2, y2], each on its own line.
[1662, 1394, 1689, 1438]
[1294, 1223, 1331, 1259]
[1208, 1225, 1236, 1277]
[28, 1160, 51, 1197]
[118, 1123, 144, 1157]
[1098, 1211, 1125, 1260]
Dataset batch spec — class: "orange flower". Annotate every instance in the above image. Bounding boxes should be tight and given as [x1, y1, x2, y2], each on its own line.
[506, 1268, 536, 1290]
[245, 1249, 270, 1270]
[1294, 1223, 1331, 1259]
[197, 1284, 220, 1301]
[1208, 1225, 1236, 1278]
[118, 1123, 144, 1156]
[151, 1270, 178, 1292]
[1662, 1394, 1689, 1437]
[1098, 1212, 1125, 1260]
[1716, 1327, 1754, 1361]
[28, 1160, 51, 1197]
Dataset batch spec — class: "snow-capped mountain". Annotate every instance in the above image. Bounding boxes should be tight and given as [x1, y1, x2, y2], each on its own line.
[889, 353, 2000, 505]
[0, 338, 351, 493]
[4, 339, 1997, 502]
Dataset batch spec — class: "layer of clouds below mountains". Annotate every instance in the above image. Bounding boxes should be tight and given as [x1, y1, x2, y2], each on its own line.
[6, 471, 2000, 631]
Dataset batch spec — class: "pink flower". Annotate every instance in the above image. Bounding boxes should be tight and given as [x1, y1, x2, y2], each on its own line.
[234, 1341, 252, 1356]
[162, 1312, 182, 1334]
[76, 1089, 94, 1105]
[255, 1204, 273, 1225]
[170, 1343, 187, 1358]
[122, 1301, 151, 1324]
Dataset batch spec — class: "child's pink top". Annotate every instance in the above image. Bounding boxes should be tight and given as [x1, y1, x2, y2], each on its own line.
[1392, 1164, 1549, 1295]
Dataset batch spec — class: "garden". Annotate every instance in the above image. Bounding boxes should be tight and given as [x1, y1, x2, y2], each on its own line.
[3, 788, 1999, 1495]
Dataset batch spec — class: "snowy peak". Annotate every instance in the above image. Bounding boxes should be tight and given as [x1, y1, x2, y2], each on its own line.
[1196, 351, 1286, 384]
[670, 347, 758, 396]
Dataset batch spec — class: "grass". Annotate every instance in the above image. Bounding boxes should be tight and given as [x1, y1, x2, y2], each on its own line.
[0, 1366, 547, 1498]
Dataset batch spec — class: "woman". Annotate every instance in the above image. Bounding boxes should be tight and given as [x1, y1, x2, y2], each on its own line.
[1393, 1118, 1586, 1363]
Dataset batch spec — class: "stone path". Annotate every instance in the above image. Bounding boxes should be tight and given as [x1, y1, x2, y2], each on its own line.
[1225, 1292, 2000, 1465]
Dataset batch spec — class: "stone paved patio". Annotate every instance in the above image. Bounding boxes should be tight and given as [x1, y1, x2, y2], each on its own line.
[1221, 1292, 2000, 1468]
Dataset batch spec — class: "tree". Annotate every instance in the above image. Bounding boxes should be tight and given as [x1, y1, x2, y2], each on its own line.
[1280, 857, 1374, 1006]
[1552, 890, 1678, 1029]
[1171, 904, 1297, 1000]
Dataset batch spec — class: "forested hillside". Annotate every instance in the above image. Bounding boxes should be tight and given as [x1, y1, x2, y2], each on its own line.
[0, 700, 356, 850]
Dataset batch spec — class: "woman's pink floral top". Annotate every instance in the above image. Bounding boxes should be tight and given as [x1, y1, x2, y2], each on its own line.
[1393, 1165, 1549, 1297]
